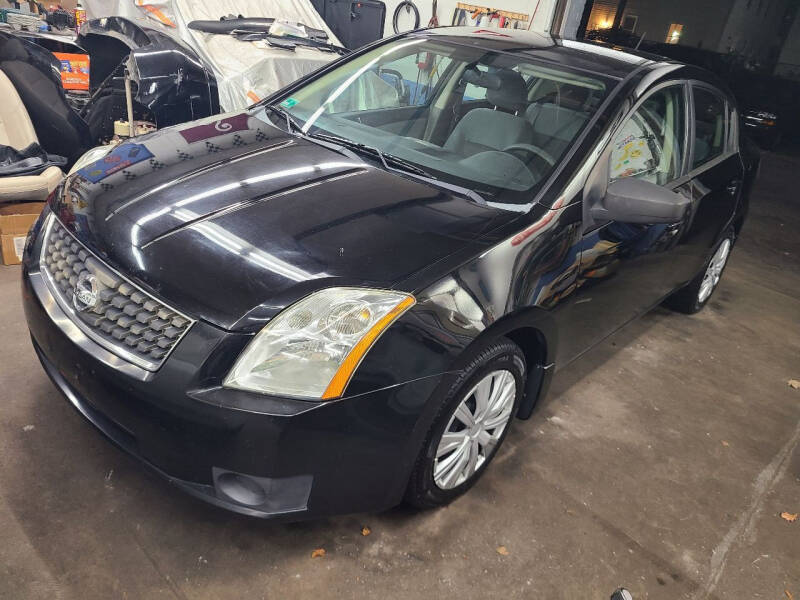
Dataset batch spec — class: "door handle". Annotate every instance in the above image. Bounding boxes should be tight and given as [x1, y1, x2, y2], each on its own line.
[726, 180, 741, 195]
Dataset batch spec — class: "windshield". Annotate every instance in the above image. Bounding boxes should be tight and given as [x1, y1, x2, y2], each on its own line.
[270, 37, 613, 205]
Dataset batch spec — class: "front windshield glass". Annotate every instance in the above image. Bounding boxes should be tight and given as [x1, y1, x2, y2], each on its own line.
[273, 37, 613, 204]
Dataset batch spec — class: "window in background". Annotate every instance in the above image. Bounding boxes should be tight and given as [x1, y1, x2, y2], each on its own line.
[621, 14, 638, 33]
[666, 23, 683, 44]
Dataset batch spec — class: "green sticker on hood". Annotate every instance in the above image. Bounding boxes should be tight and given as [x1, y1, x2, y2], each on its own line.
[281, 98, 298, 108]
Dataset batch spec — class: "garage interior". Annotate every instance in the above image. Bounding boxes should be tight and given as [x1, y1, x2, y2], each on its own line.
[1, 0, 799, 598]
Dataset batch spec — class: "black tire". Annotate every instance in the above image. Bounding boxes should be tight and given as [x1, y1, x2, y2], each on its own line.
[405, 337, 526, 509]
[664, 228, 735, 314]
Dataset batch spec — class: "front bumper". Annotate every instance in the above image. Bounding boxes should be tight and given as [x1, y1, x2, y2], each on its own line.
[22, 261, 446, 519]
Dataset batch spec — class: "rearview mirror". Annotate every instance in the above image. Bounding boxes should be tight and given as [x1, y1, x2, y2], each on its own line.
[592, 177, 690, 224]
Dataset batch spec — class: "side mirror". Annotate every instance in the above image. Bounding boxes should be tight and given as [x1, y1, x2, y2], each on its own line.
[592, 177, 690, 224]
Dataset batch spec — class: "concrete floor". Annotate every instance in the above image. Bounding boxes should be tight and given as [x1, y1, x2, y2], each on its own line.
[1, 153, 799, 600]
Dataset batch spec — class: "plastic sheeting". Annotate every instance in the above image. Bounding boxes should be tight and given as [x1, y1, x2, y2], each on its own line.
[83, 0, 342, 111]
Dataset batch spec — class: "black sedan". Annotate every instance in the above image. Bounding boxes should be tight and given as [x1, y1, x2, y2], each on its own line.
[22, 27, 751, 519]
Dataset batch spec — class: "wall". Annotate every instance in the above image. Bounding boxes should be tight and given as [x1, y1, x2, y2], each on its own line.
[617, 0, 734, 48]
[380, 0, 560, 36]
[775, 8, 800, 79]
[716, 0, 795, 64]
[612, 0, 792, 65]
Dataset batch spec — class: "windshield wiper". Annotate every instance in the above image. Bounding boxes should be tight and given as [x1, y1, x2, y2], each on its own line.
[308, 132, 431, 177]
[309, 132, 486, 205]
[232, 31, 350, 55]
[265, 104, 304, 135]
[262, 113, 486, 206]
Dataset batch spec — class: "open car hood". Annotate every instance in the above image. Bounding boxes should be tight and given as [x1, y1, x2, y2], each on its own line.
[78, 17, 219, 128]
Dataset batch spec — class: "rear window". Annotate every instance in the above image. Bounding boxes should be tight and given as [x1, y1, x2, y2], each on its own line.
[692, 86, 727, 169]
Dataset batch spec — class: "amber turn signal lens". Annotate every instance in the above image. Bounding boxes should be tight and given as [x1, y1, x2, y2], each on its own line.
[321, 296, 415, 399]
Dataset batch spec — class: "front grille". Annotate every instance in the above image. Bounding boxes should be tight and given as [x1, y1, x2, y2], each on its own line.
[40, 217, 193, 371]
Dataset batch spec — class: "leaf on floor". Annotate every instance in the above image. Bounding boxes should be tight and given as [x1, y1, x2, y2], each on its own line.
[496, 546, 509, 556]
[361, 526, 371, 536]
[311, 548, 326, 558]
[780, 512, 798, 522]
[788, 379, 800, 389]
[721, 440, 730, 447]
[785, 589, 794, 600]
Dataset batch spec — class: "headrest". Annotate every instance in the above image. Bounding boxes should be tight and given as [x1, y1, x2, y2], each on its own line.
[461, 67, 529, 113]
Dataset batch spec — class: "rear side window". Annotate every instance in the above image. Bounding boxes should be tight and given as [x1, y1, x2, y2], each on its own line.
[692, 87, 727, 168]
[464, 64, 488, 101]
[610, 85, 686, 185]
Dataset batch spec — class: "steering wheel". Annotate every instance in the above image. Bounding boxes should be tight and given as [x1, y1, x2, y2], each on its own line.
[502, 143, 558, 169]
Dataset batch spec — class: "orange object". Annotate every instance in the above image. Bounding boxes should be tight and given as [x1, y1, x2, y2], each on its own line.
[53, 52, 90, 91]
[321, 296, 415, 399]
[134, 1, 176, 27]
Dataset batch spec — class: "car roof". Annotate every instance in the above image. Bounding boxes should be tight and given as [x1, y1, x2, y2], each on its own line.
[415, 27, 674, 80]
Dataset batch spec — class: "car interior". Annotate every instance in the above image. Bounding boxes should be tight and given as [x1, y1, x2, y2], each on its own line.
[280, 41, 608, 203]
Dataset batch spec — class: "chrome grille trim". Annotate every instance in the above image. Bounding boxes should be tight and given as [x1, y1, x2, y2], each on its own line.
[39, 215, 194, 371]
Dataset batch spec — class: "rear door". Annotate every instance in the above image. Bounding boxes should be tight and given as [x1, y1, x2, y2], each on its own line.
[668, 83, 743, 286]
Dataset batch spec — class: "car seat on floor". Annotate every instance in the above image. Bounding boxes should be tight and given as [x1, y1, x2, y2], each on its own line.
[0, 69, 63, 203]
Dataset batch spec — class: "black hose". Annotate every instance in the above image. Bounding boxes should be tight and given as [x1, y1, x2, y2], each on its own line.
[393, 1, 420, 34]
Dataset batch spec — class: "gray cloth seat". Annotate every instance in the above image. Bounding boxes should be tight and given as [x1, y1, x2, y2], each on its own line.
[524, 102, 589, 159]
[444, 69, 533, 157]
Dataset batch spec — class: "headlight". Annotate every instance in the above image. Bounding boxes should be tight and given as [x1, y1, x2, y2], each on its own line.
[223, 288, 415, 399]
[68, 145, 114, 175]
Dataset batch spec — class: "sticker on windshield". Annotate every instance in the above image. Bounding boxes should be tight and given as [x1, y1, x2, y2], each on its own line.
[281, 97, 298, 108]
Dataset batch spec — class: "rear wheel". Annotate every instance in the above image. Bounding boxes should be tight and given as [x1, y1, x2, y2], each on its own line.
[405, 338, 525, 509]
[665, 228, 734, 314]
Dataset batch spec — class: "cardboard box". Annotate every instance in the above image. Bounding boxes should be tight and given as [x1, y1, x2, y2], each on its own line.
[0, 202, 45, 265]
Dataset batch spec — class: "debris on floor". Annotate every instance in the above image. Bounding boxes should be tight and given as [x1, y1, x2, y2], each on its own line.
[779, 512, 798, 522]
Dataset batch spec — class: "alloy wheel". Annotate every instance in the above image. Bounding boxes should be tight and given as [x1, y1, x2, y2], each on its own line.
[698, 238, 731, 303]
[433, 369, 516, 490]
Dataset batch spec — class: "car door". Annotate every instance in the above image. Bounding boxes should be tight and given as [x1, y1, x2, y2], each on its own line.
[558, 81, 693, 363]
[668, 82, 743, 286]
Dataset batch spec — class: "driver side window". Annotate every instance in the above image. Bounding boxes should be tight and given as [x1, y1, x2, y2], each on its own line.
[610, 85, 686, 185]
[326, 52, 452, 113]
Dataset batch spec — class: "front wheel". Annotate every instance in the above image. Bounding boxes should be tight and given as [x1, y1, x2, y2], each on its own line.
[405, 338, 526, 509]
[665, 228, 735, 314]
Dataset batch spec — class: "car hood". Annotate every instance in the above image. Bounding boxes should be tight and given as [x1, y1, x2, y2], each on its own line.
[52, 110, 517, 332]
